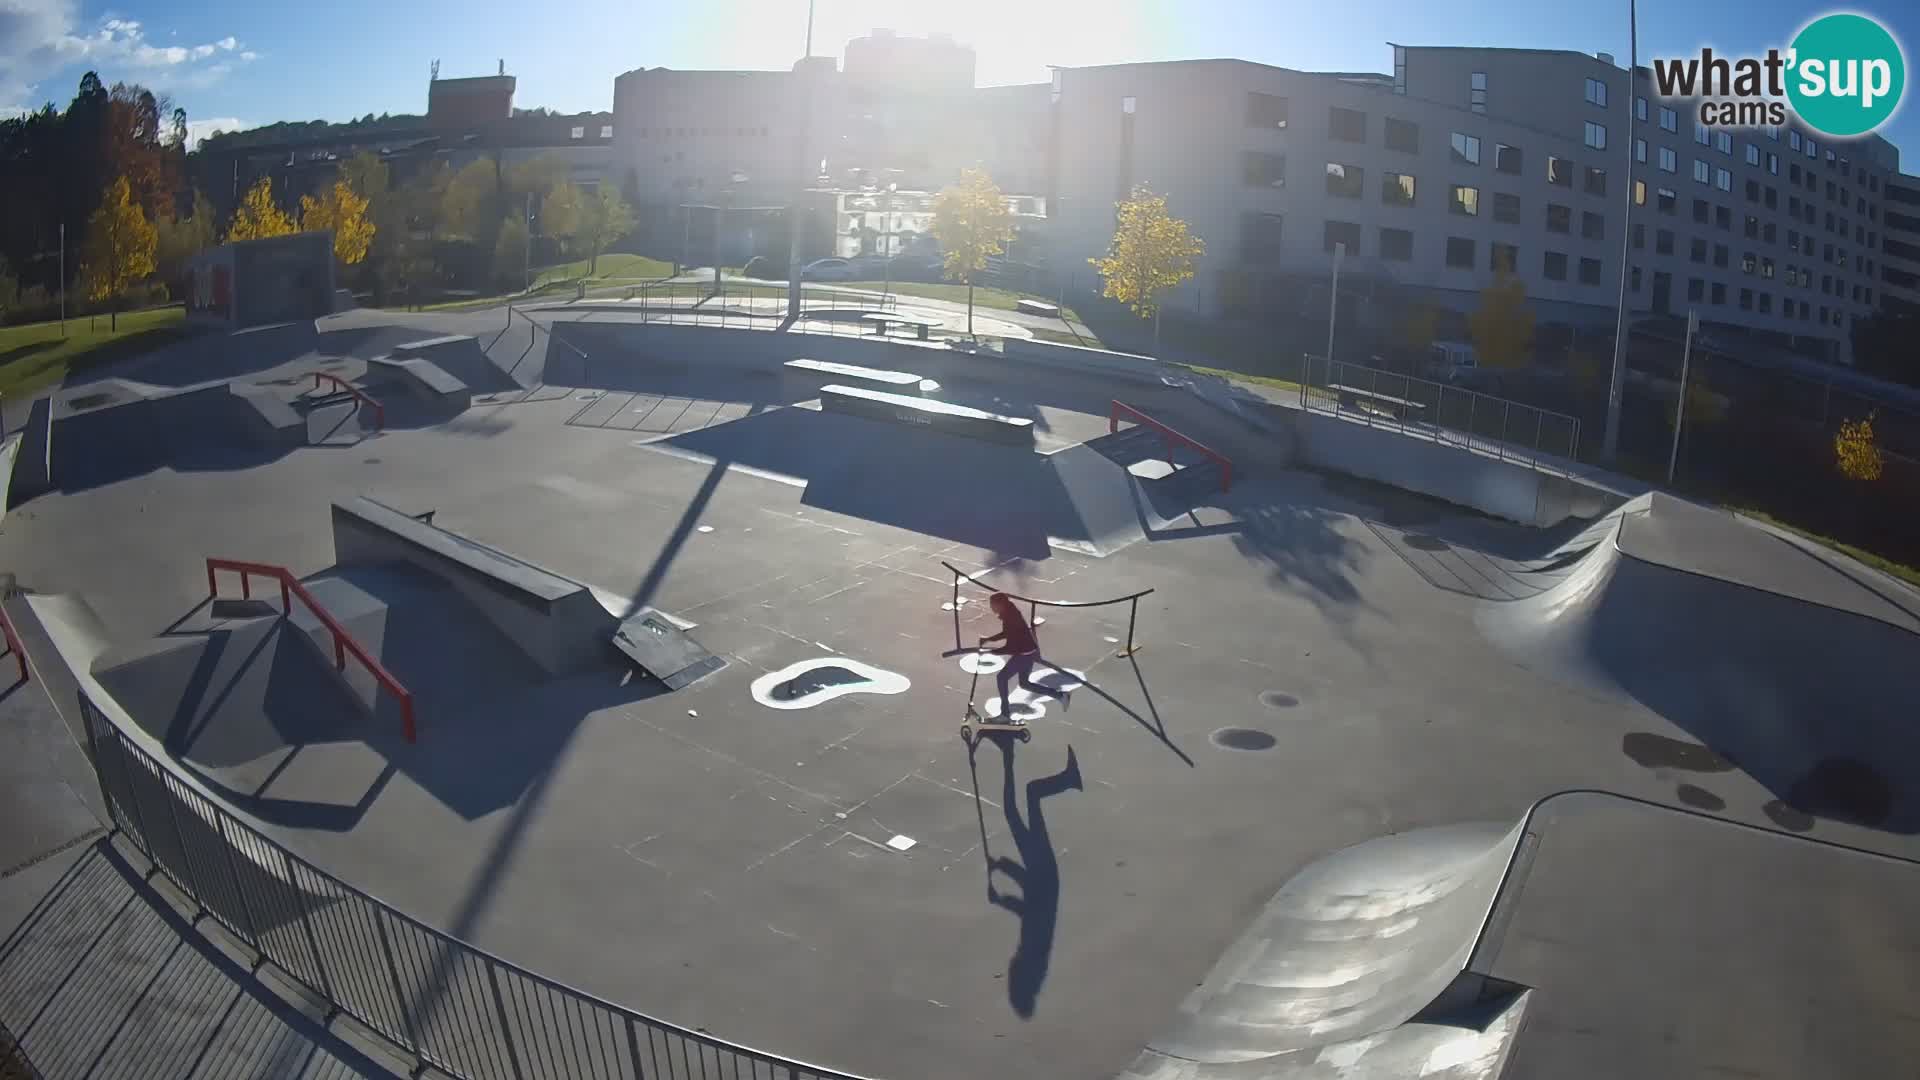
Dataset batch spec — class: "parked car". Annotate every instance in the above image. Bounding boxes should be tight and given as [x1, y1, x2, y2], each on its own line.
[799, 258, 855, 281]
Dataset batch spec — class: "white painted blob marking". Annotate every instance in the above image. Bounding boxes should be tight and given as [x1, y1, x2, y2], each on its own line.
[887, 835, 917, 852]
[959, 652, 1006, 675]
[697, 525, 714, 533]
[956, 653, 1086, 722]
[750, 657, 911, 710]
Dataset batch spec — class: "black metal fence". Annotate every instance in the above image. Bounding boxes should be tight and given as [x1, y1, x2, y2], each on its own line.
[75, 691, 871, 1080]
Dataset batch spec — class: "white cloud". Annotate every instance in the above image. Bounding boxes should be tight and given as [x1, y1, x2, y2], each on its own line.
[0, 0, 249, 103]
[239, 50, 257, 62]
[184, 115, 248, 149]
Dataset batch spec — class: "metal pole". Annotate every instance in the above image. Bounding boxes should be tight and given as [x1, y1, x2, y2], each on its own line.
[1602, 0, 1639, 460]
[1326, 242, 1344, 371]
[523, 192, 533, 292]
[1667, 308, 1697, 485]
[882, 185, 895, 302]
[59, 223, 66, 338]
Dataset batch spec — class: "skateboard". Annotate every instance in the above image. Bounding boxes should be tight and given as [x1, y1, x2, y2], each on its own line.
[960, 647, 1032, 744]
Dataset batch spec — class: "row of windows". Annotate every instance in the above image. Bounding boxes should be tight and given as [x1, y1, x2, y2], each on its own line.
[1317, 218, 1607, 282]
[634, 125, 766, 138]
[1629, 268, 1851, 326]
[1630, 218, 1874, 275]
[1630, 186, 1881, 253]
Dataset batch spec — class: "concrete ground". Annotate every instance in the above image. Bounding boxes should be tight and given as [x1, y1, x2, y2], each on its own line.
[6, 307, 1920, 1079]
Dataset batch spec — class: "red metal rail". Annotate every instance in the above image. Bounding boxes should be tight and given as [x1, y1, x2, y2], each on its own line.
[206, 558, 416, 742]
[1110, 400, 1233, 492]
[0, 601, 27, 685]
[312, 372, 385, 431]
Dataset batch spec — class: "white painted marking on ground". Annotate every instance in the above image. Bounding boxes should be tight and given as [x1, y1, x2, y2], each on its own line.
[749, 657, 911, 710]
[1104, 636, 1120, 643]
[687, 709, 698, 717]
[696, 525, 714, 533]
[887, 835, 917, 852]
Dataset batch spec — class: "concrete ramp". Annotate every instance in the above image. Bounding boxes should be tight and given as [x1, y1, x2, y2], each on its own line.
[1120, 821, 1528, 1078]
[392, 334, 519, 394]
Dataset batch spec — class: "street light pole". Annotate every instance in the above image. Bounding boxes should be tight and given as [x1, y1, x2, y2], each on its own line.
[1326, 241, 1345, 375]
[1667, 309, 1697, 484]
[523, 192, 533, 292]
[1602, 0, 1640, 461]
[882, 182, 896, 303]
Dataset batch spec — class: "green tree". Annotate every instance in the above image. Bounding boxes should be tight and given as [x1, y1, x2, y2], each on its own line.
[544, 182, 634, 276]
[1835, 413, 1884, 481]
[79, 175, 157, 329]
[226, 177, 296, 241]
[154, 189, 216, 290]
[930, 168, 1014, 338]
[494, 213, 529, 287]
[441, 159, 501, 243]
[1088, 186, 1205, 350]
[300, 180, 376, 265]
[1468, 268, 1536, 369]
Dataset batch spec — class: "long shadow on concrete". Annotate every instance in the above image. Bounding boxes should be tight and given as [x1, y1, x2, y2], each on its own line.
[0, 840, 388, 1078]
[970, 740, 1083, 1020]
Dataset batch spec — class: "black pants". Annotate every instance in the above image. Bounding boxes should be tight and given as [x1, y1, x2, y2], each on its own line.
[997, 651, 1061, 713]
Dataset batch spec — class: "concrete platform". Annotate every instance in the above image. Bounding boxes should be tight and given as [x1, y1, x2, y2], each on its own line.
[5, 307, 1920, 1080]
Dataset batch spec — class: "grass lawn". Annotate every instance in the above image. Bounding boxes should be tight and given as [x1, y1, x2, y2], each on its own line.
[530, 253, 674, 288]
[1729, 507, 1920, 591]
[0, 306, 188, 398]
[843, 281, 1081, 323]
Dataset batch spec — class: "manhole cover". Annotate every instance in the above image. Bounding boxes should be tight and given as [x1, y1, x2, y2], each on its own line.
[1211, 727, 1277, 751]
[1259, 691, 1299, 709]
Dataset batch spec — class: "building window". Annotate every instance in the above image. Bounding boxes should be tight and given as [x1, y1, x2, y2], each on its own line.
[1585, 122, 1607, 150]
[1712, 282, 1726, 304]
[1746, 179, 1761, 203]
[1765, 187, 1778, 210]
[1656, 229, 1674, 254]
[1381, 172, 1417, 207]
[1695, 123, 1711, 146]
[1745, 143, 1761, 166]
[1745, 215, 1759, 238]
[600, 124, 614, 138]
[1634, 181, 1646, 207]
[1240, 213, 1285, 260]
[1329, 106, 1367, 142]
[1326, 162, 1365, 198]
[1451, 184, 1481, 216]
[1714, 243, 1729, 267]
[1242, 152, 1286, 188]
[1548, 156, 1574, 187]
[1743, 251, 1757, 273]
[1692, 159, 1710, 184]
[1451, 132, 1481, 165]
[1660, 106, 1678, 132]
[1716, 205, 1730, 230]
[1585, 77, 1609, 106]
[1788, 228, 1800, 253]
[1690, 237, 1707, 263]
[1385, 116, 1419, 152]
[1246, 92, 1289, 129]
[1394, 45, 1407, 94]
[1632, 223, 1644, 248]
[1759, 292, 1772, 313]
[1655, 147, 1675, 173]
[1657, 187, 1677, 214]
[1580, 256, 1603, 285]
[1740, 287, 1753, 310]
[1768, 152, 1780, 175]
[1123, 96, 1137, 114]
[1715, 168, 1731, 191]
[1763, 222, 1776, 243]
[1791, 163, 1802, 183]
[1324, 219, 1362, 253]
[1636, 96, 1649, 121]
[1544, 251, 1569, 280]
[570, 126, 585, 139]
[1446, 236, 1476, 267]
[1379, 226, 1414, 260]
[1716, 130, 1732, 154]
[1688, 277, 1705, 301]
[1635, 138, 1647, 163]
[1491, 242, 1519, 273]
[1582, 211, 1605, 240]
[1493, 192, 1521, 224]
[1761, 256, 1775, 278]
[1547, 203, 1571, 232]
[1693, 199, 1709, 223]
[1585, 166, 1607, 196]
[1806, 136, 1817, 158]
[1495, 143, 1523, 174]
[1471, 71, 1488, 113]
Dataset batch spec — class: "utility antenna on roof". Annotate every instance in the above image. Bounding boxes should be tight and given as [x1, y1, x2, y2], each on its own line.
[498, 59, 505, 76]
[430, 59, 439, 81]
[805, 0, 815, 57]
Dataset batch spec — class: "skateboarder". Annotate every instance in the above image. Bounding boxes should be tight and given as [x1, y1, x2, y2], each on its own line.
[979, 592, 1066, 720]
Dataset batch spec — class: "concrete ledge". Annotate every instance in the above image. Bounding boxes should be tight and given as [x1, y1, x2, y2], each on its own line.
[783, 358, 933, 396]
[330, 495, 614, 675]
[1000, 337, 1164, 386]
[819, 383, 1033, 445]
[229, 384, 307, 449]
[369, 355, 472, 412]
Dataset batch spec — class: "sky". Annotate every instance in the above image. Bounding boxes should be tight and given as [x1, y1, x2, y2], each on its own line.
[1, 0, 1915, 158]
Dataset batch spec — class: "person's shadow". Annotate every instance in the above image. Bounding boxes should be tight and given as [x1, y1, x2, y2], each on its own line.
[973, 738, 1082, 1019]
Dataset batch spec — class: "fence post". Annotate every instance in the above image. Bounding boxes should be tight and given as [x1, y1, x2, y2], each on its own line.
[239, 572, 251, 601]
[109, 731, 158, 860]
[1534, 411, 1545, 468]
[214, 817, 263, 953]
[1467, 394, 1477, 452]
[280, 579, 291, 615]
[287, 854, 338, 1005]
[1500, 400, 1511, 461]
[1116, 596, 1142, 658]
[156, 775, 206, 905]
[372, 912, 423, 1058]
[487, 961, 530, 1080]
[206, 562, 218, 598]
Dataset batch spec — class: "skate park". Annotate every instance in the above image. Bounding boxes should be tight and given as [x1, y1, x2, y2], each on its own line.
[5, 294, 1920, 1079]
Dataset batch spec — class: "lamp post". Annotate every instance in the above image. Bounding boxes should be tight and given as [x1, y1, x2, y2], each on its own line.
[1602, 0, 1640, 461]
[882, 182, 897, 303]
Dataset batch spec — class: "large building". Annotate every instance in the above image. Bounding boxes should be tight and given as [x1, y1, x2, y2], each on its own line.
[1884, 173, 1920, 317]
[1047, 46, 1900, 362]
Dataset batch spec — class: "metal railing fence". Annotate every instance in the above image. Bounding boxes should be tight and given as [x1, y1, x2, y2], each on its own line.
[75, 690, 872, 1080]
[1294, 354, 1583, 473]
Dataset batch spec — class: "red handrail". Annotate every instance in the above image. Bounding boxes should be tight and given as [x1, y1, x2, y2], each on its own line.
[1110, 400, 1233, 492]
[0, 601, 27, 685]
[312, 372, 385, 431]
[206, 558, 416, 742]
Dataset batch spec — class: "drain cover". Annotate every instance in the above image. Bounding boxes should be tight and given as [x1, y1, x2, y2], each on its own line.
[1211, 727, 1277, 751]
[1259, 691, 1299, 709]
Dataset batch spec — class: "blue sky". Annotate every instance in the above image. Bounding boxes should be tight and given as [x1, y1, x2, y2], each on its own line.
[2, 0, 1915, 158]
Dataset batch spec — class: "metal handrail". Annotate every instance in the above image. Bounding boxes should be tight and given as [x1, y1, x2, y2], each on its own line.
[311, 372, 385, 431]
[1297, 354, 1582, 473]
[943, 560, 1156, 658]
[1110, 400, 1233, 492]
[74, 687, 875, 1080]
[205, 558, 417, 743]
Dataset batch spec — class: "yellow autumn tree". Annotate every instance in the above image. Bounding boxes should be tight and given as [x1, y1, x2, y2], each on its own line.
[1469, 268, 1536, 369]
[1835, 413, 1884, 481]
[931, 168, 1014, 338]
[79, 176, 157, 330]
[226, 178, 296, 242]
[1089, 186, 1205, 345]
[300, 180, 376, 264]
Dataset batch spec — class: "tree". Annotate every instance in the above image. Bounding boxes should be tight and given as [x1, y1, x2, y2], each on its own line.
[542, 181, 584, 257]
[931, 168, 1014, 337]
[543, 182, 634, 275]
[441, 159, 501, 243]
[154, 189, 217, 291]
[78, 176, 156, 329]
[300, 181, 376, 265]
[494, 214, 529, 287]
[1089, 186, 1205, 350]
[1469, 268, 1536, 369]
[1834, 413, 1884, 481]
[226, 178, 296, 241]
